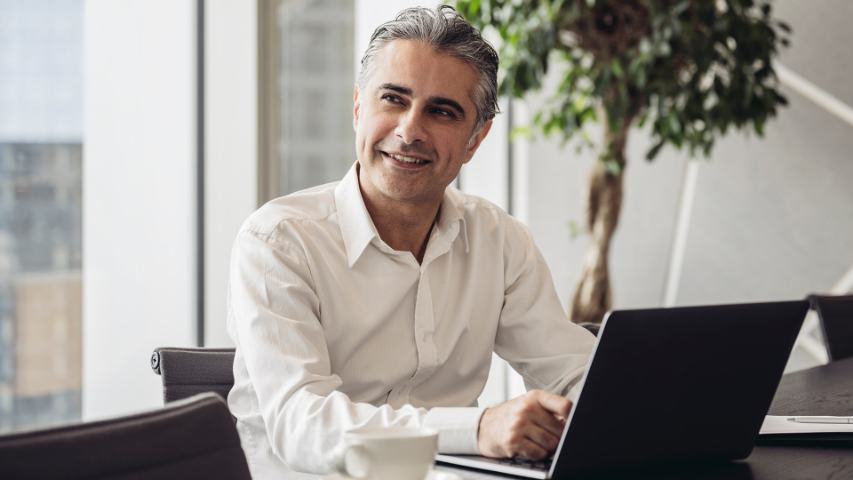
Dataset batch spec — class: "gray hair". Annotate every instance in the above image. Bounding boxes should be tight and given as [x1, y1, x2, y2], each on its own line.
[358, 5, 499, 133]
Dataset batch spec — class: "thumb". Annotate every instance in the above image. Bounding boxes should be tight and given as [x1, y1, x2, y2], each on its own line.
[535, 391, 572, 418]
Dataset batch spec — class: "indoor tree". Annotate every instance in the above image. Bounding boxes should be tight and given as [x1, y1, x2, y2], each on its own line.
[456, 0, 791, 323]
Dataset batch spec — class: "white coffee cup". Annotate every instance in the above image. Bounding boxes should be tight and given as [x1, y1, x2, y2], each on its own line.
[334, 426, 438, 480]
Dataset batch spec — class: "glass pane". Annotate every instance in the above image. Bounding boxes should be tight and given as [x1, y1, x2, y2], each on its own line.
[274, 0, 355, 196]
[0, 0, 83, 432]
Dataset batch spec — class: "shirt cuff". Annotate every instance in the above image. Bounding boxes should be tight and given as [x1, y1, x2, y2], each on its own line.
[423, 407, 485, 454]
[567, 378, 584, 404]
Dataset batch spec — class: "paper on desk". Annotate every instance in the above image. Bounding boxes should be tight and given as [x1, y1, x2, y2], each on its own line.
[760, 416, 853, 435]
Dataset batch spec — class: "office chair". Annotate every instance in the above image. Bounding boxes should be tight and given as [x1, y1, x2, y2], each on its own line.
[0, 392, 251, 480]
[808, 293, 853, 362]
[578, 322, 601, 337]
[149, 324, 603, 404]
[151, 347, 236, 403]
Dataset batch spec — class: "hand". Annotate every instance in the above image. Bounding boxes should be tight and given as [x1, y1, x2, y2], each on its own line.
[477, 389, 572, 460]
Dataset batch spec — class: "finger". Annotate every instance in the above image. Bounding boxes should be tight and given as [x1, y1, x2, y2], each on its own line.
[534, 390, 573, 418]
[523, 422, 562, 453]
[524, 403, 566, 438]
[514, 438, 549, 460]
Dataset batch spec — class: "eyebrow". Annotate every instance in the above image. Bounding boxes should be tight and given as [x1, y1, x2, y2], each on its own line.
[378, 83, 467, 118]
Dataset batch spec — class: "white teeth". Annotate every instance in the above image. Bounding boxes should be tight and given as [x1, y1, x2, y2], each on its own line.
[388, 153, 427, 164]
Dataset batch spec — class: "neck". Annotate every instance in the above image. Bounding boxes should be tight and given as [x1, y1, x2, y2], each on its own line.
[365, 198, 440, 264]
[359, 189, 441, 265]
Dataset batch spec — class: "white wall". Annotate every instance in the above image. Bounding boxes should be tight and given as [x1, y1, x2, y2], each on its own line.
[203, 0, 260, 347]
[83, 0, 197, 419]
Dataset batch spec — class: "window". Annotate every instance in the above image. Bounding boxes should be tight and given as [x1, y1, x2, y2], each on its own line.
[0, 0, 83, 432]
[262, 0, 355, 199]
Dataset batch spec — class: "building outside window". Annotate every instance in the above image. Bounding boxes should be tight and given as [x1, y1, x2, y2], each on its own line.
[264, 0, 355, 199]
[0, 0, 83, 432]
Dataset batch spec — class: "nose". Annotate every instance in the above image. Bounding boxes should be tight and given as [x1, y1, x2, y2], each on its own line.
[394, 109, 427, 145]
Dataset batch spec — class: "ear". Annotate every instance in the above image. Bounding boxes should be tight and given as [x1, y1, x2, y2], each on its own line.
[463, 119, 493, 164]
[352, 84, 361, 132]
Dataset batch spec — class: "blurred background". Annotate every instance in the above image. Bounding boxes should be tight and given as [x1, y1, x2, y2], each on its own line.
[0, 0, 850, 433]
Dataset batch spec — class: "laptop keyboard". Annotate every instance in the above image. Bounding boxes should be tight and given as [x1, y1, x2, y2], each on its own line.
[496, 457, 551, 472]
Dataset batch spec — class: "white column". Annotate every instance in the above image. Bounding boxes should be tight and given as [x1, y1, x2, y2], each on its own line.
[355, 1, 414, 71]
[83, 0, 197, 419]
[203, 0, 261, 347]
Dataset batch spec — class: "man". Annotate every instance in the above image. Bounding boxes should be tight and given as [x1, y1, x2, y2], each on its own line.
[227, 6, 595, 478]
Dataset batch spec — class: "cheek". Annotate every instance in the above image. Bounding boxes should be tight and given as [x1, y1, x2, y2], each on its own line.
[358, 111, 393, 143]
[444, 131, 475, 162]
[355, 116, 375, 152]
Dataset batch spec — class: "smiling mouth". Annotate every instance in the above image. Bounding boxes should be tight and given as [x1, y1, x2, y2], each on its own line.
[381, 151, 431, 166]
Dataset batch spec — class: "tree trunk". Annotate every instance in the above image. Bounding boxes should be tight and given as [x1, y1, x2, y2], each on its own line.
[570, 120, 629, 324]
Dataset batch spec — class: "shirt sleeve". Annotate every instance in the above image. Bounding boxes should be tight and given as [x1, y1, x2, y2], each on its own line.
[228, 228, 483, 474]
[494, 218, 596, 397]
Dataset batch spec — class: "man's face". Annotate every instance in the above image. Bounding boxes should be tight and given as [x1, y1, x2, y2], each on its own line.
[353, 40, 492, 207]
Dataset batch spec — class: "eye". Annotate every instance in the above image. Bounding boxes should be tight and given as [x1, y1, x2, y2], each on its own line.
[381, 93, 403, 104]
[430, 107, 456, 119]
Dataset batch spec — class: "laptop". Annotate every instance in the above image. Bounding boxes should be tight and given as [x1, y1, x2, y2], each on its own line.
[436, 300, 809, 478]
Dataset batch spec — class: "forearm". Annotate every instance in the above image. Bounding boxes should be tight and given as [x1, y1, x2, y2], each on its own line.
[265, 387, 423, 473]
[261, 386, 485, 473]
[496, 218, 595, 396]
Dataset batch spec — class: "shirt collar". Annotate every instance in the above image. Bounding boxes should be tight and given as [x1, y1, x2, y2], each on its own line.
[334, 163, 470, 268]
[436, 186, 470, 254]
[334, 163, 378, 268]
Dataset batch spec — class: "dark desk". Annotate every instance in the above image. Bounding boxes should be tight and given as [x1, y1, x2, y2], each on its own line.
[747, 356, 853, 479]
[437, 357, 853, 479]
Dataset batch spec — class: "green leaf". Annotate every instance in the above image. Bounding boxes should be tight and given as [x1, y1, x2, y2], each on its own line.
[452, 0, 790, 163]
[511, 125, 534, 141]
[603, 159, 623, 175]
[611, 59, 624, 79]
[567, 219, 584, 241]
[646, 141, 665, 161]
[667, 114, 681, 135]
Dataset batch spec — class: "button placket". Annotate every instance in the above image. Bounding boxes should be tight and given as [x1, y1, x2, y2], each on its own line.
[386, 252, 426, 406]
[405, 224, 462, 401]
[397, 222, 459, 401]
[409, 268, 438, 393]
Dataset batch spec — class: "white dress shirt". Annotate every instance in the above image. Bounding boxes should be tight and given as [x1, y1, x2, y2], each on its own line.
[226, 164, 595, 477]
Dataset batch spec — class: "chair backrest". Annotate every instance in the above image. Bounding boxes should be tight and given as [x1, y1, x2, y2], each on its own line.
[808, 294, 853, 362]
[151, 347, 236, 403]
[0, 392, 251, 480]
[578, 322, 601, 337]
